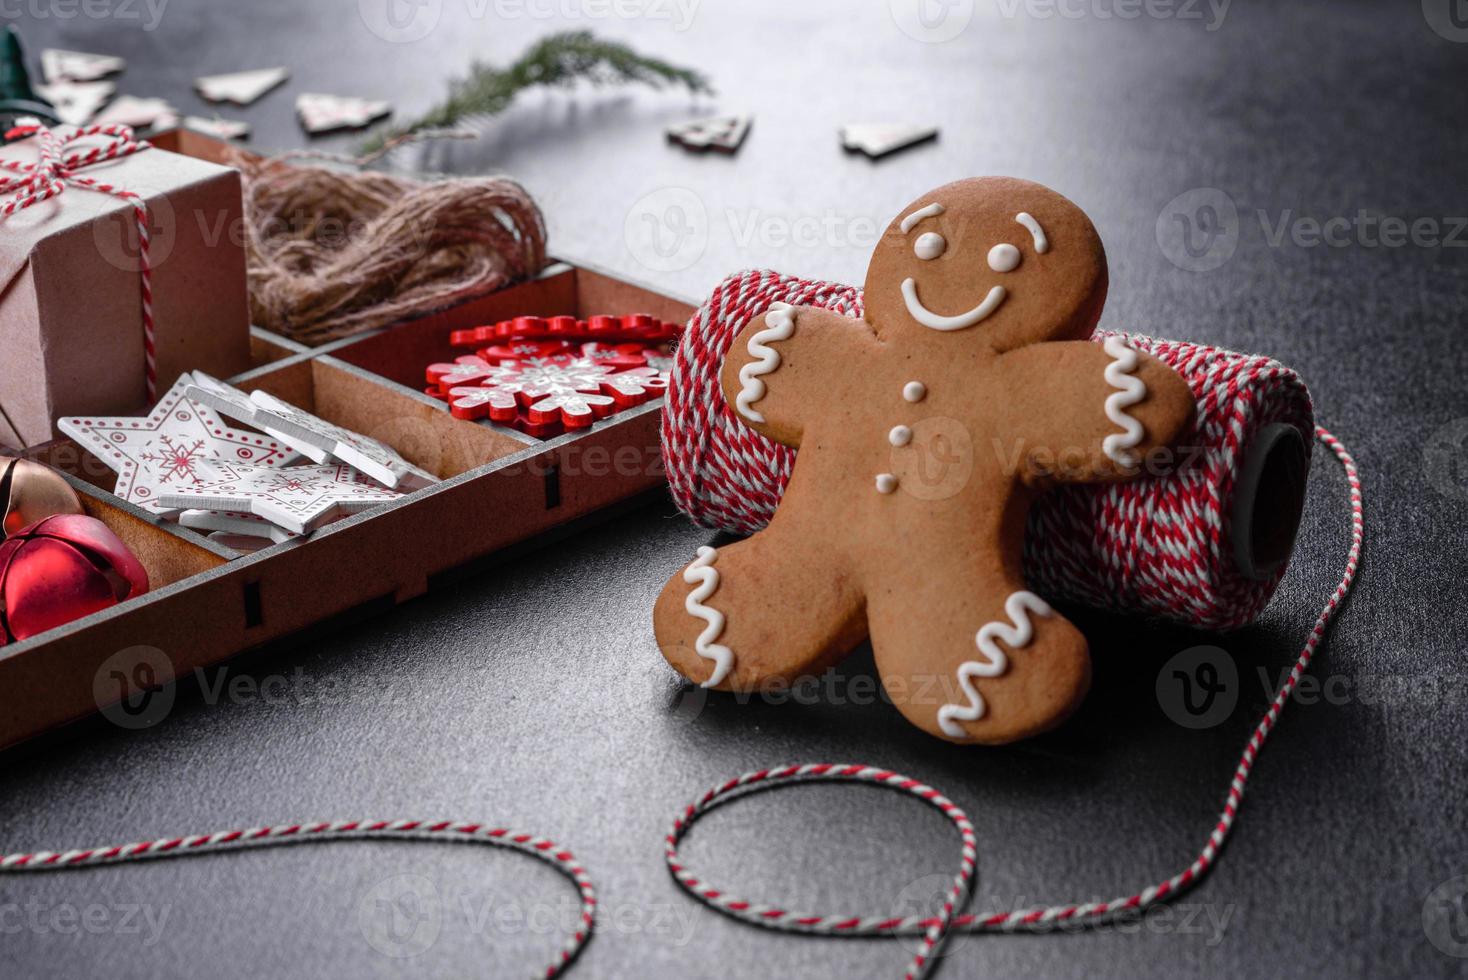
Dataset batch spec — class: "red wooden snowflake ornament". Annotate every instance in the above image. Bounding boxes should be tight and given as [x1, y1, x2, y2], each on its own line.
[476, 339, 576, 365]
[574, 342, 651, 370]
[448, 313, 681, 349]
[445, 358, 668, 429]
[426, 355, 496, 390]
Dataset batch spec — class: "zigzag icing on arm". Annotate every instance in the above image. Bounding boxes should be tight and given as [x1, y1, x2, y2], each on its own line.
[682, 546, 735, 688]
[937, 591, 1053, 739]
[1101, 335, 1147, 468]
[734, 303, 797, 423]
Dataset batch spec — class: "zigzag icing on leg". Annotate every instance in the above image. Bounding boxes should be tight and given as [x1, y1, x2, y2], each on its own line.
[937, 591, 1053, 738]
[682, 546, 735, 688]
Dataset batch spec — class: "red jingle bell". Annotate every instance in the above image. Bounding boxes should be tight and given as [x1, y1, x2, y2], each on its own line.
[0, 514, 149, 645]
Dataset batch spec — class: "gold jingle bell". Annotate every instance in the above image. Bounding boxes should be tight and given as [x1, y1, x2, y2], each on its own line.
[1, 456, 84, 538]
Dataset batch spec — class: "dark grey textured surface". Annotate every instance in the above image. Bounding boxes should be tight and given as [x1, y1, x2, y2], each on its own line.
[2, 2, 1467, 978]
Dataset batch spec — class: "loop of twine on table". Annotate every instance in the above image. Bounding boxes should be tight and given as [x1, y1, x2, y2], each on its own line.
[0, 818, 596, 979]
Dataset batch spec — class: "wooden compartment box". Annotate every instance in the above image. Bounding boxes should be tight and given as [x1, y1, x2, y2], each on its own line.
[0, 262, 694, 750]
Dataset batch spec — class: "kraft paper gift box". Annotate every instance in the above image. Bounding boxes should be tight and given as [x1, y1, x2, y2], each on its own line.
[0, 129, 250, 448]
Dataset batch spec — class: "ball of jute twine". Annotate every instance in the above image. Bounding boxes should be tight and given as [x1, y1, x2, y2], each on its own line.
[227, 144, 546, 347]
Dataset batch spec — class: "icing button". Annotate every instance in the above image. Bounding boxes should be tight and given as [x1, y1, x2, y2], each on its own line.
[875, 473, 898, 494]
[902, 381, 926, 403]
[889, 425, 912, 447]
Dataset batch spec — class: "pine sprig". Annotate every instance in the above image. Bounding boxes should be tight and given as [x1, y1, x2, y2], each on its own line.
[362, 31, 711, 152]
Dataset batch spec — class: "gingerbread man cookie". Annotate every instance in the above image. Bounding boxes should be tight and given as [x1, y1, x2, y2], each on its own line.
[654, 177, 1196, 744]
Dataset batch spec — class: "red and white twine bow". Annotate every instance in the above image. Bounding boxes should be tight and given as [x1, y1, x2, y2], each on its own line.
[0, 122, 156, 399]
[0, 432, 1361, 978]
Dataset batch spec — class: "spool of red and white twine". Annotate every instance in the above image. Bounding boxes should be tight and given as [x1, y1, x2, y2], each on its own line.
[0, 122, 156, 399]
[660, 270, 1317, 631]
[0, 271, 1363, 978]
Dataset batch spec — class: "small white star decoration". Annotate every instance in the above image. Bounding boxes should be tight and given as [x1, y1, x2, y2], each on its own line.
[159, 460, 401, 535]
[250, 391, 436, 491]
[62, 373, 428, 542]
[176, 507, 298, 545]
[58, 375, 296, 515]
[183, 371, 260, 426]
[186, 373, 435, 491]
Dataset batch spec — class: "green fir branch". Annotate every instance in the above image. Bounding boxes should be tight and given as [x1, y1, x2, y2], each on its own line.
[361, 30, 711, 153]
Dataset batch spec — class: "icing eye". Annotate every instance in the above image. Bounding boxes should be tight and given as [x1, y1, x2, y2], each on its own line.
[914, 232, 946, 261]
[988, 243, 1021, 273]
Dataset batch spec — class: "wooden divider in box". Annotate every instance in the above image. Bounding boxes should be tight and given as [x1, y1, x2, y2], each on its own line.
[149, 127, 242, 166]
[71, 481, 234, 584]
[0, 259, 696, 751]
[250, 325, 308, 367]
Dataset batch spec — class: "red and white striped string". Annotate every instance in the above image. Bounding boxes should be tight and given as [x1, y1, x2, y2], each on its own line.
[665, 426, 1363, 979]
[0, 817, 596, 979]
[0, 427, 1358, 977]
[0, 122, 156, 399]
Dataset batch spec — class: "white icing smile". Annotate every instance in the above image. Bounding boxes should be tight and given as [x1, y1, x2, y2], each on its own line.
[900, 278, 1007, 332]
